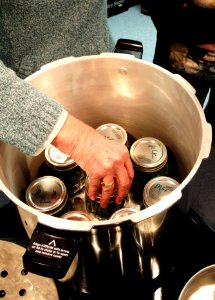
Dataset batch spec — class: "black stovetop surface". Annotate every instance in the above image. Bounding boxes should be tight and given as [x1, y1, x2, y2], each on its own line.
[0, 201, 214, 300]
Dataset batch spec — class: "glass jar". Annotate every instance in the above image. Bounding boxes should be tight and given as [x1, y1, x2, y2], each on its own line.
[143, 176, 180, 208]
[142, 176, 180, 228]
[128, 137, 169, 208]
[25, 176, 70, 216]
[130, 137, 168, 176]
[38, 145, 86, 199]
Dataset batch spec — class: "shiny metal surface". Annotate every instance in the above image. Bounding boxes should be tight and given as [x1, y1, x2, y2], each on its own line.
[143, 176, 180, 207]
[143, 176, 180, 230]
[178, 265, 215, 300]
[0, 54, 212, 292]
[110, 207, 139, 219]
[61, 210, 94, 221]
[45, 145, 76, 169]
[0, 53, 211, 231]
[96, 123, 128, 145]
[130, 137, 168, 171]
[0, 240, 59, 299]
[25, 175, 68, 215]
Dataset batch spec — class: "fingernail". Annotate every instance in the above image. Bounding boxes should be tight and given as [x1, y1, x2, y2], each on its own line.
[115, 198, 122, 205]
[100, 201, 108, 209]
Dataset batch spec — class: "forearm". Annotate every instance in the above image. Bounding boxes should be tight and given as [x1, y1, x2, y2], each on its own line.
[51, 114, 102, 172]
[0, 60, 64, 155]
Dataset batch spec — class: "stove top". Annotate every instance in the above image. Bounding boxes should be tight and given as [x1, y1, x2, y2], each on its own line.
[0, 201, 214, 300]
[55, 206, 215, 300]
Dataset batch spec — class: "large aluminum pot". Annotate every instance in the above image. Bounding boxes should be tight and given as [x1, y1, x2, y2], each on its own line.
[0, 53, 212, 294]
[178, 265, 215, 300]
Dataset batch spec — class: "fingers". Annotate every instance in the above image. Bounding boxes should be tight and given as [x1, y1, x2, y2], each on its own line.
[100, 176, 115, 208]
[113, 163, 133, 205]
[86, 163, 134, 209]
[125, 156, 135, 181]
[99, 160, 134, 208]
[67, 121, 134, 209]
[86, 175, 115, 208]
[86, 176, 100, 201]
[87, 147, 134, 209]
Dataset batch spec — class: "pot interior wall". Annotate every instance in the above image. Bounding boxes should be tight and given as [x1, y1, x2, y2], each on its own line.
[0, 55, 206, 212]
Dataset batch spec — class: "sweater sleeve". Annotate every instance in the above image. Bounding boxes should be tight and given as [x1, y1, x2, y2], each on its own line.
[0, 60, 65, 156]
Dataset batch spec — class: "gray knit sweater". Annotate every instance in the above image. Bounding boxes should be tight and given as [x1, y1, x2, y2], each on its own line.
[0, 1, 114, 155]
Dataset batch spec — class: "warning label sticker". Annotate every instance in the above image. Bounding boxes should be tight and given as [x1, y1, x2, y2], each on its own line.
[31, 241, 70, 259]
[28, 230, 76, 261]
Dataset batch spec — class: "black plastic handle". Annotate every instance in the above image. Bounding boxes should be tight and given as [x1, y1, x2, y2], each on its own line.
[23, 223, 80, 279]
[114, 38, 144, 59]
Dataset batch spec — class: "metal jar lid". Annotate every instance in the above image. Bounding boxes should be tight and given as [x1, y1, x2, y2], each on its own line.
[61, 210, 94, 221]
[96, 123, 128, 145]
[110, 207, 139, 219]
[143, 176, 180, 207]
[25, 176, 68, 215]
[45, 145, 77, 170]
[130, 137, 168, 172]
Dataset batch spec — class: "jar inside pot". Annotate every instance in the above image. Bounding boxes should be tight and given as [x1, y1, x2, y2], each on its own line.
[84, 177, 125, 220]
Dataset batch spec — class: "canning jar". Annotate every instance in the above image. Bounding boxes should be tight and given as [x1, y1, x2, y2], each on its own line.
[38, 145, 86, 199]
[84, 177, 125, 220]
[127, 137, 169, 208]
[143, 176, 180, 208]
[25, 176, 70, 216]
[142, 176, 180, 228]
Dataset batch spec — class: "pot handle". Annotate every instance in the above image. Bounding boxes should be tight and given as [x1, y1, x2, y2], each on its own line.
[113, 38, 143, 59]
[22, 222, 80, 279]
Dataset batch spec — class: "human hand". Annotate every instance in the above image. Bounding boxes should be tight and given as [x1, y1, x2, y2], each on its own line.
[52, 115, 134, 208]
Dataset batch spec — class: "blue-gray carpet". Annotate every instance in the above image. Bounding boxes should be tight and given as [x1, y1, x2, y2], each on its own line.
[108, 4, 156, 62]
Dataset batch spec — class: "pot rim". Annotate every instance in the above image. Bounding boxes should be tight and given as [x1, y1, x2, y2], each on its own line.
[178, 264, 215, 300]
[0, 53, 212, 232]
[0, 180, 186, 230]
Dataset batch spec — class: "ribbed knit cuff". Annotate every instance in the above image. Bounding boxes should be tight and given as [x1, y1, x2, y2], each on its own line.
[0, 61, 65, 156]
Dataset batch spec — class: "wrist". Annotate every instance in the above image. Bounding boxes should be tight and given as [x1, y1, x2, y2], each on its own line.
[51, 114, 94, 158]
